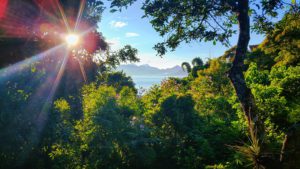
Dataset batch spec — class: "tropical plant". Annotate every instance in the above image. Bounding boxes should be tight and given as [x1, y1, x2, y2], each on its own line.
[192, 57, 204, 67]
[181, 62, 192, 73]
[181, 57, 205, 78]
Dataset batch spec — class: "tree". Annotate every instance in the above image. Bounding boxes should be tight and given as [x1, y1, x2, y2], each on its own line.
[248, 12, 300, 69]
[181, 62, 192, 73]
[181, 57, 205, 78]
[98, 71, 136, 93]
[109, 0, 299, 167]
[192, 57, 204, 67]
[50, 85, 155, 169]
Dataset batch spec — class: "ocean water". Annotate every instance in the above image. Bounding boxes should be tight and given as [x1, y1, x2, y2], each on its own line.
[131, 76, 166, 89]
[131, 76, 185, 90]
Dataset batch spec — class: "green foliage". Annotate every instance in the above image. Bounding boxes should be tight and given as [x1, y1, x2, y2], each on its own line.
[265, 13, 300, 66]
[270, 66, 300, 100]
[118, 86, 142, 116]
[49, 85, 157, 169]
[245, 63, 269, 85]
[270, 66, 300, 123]
[98, 71, 136, 93]
[107, 45, 140, 69]
[245, 63, 300, 131]
[139, 59, 244, 168]
[143, 93, 209, 169]
[248, 13, 300, 68]
[54, 99, 71, 114]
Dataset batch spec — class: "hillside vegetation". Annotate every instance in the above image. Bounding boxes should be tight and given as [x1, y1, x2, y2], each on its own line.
[0, 12, 299, 169]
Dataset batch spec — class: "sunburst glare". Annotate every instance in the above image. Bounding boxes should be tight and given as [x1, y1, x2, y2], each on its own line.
[0, 1, 93, 165]
[65, 33, 80, 46]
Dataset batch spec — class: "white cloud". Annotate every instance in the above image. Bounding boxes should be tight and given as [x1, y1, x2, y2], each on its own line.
[125, 32, 140, 38]
[110, 21, 127, 28]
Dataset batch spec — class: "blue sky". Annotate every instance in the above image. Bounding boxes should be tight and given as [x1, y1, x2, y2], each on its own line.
[98, 1, 266, 68]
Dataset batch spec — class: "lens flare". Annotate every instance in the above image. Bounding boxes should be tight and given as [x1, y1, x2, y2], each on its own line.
[0, 0, 8, 19]
[65, 34, 79, 46]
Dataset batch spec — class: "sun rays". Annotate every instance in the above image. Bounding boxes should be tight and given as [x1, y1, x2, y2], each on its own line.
[75, 0, 86, 31]
[0, 44, 64, 82]
[0, 1, 95, 162]
[0, 0, 90, 94]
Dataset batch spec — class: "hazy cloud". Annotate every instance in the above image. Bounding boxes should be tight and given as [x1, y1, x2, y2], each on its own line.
[125, 32, 140, 37]
[110, 21, 127, 28]
[106, 37, 122, 51]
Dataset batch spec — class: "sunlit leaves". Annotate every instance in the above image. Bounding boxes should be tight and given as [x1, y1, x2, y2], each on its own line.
[97, 71, 136, 93]
[245, 62, 300, 130]
[54, 99, 71, 113]
[270, 66, 300, 100]
[245, 63, 269, 85]
[118, 86, 142, 116]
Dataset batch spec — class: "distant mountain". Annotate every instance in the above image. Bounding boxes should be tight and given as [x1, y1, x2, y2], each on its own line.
[116, 64, 188, 77]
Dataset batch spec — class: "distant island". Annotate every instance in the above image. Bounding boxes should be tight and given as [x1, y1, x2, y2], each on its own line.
[116, 64, 188, 77]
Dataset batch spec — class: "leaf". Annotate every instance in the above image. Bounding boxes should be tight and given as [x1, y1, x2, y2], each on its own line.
[110, 9, 118, 13]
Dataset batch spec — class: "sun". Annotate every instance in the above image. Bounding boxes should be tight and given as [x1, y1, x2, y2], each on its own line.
[65, 33, 79, 46]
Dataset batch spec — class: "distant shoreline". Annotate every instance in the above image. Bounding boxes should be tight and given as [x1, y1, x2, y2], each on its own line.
[131, 75, 186, 89]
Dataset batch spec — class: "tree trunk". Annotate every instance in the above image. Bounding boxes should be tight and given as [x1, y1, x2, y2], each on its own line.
[228, 1, 300, 168]
[228, 2, 268, 168]
[228, 0, 264, 137]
